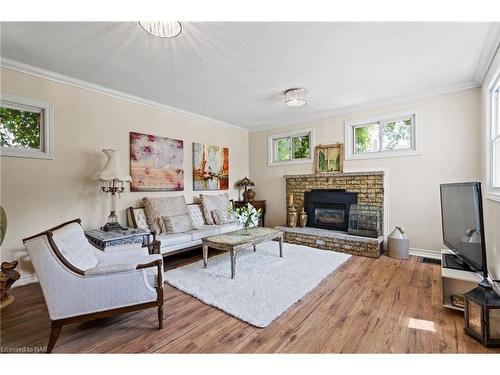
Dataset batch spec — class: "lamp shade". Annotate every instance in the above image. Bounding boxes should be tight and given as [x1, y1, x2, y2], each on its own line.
[237, 177, 255, 187]
[94, 149, 131, 182]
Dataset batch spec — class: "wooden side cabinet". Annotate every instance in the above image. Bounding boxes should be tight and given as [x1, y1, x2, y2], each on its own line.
[233, 200, 266, 227]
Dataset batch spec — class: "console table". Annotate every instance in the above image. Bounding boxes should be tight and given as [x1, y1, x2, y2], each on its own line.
[85, 227, 150, 250]
[233, 200, 266, 227]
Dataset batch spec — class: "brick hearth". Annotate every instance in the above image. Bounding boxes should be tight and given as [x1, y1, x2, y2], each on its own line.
[283, 171, 385, 257]
[276, 226, 383, 258]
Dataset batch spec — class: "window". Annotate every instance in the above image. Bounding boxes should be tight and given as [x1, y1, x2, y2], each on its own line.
[268, 129, 313, 166]
[345, 111, 418, 160]
[488, 75, 500, 197]
[0, 94, 53, 159]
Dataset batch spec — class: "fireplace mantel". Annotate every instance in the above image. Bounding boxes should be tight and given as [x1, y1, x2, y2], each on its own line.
[284, 171, 384, 179]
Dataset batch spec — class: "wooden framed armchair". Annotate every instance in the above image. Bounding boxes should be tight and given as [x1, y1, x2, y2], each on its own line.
[23, 219, 164, 353]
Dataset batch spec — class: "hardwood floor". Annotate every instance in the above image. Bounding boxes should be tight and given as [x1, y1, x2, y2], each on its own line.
[1, 250, 499, 353]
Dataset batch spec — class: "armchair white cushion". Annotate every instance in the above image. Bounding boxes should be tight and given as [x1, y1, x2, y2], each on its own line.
[23, 219, 164, 353]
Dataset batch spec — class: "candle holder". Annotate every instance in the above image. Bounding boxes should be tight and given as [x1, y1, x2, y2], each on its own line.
[100, 179, 127, 231]
[94, 149, 131, 232]
[287, 204, 298, 228]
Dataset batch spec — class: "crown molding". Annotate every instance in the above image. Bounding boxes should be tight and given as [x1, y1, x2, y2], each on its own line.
[249, 80, 480, 134]
[0, 57, 249, 133]
[472, 22, 500, 84]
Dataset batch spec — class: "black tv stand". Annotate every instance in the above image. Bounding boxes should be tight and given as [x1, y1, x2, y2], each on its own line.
[441, 249, 484, 311]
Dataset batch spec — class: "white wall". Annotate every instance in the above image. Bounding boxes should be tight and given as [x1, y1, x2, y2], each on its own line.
[0, 67, 249, 277]
[249, 88, 482, 255]
[481, 47, 500, 281]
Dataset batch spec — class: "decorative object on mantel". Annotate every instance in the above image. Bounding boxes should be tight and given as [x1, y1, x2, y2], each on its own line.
[0, 206, 6, 246]
[236, 176, 256, 201]
[94, 149, 132, 232]
[387, 226, 410, 260]
[314, 143, 344, 174]
[298, 207, 308, 228]
[0, 260, 20, 309]
[287, 194, 298, 228]
[463, 285, 500, 347]
[193, 142, 229, 191]
[130, 132, 184, 192]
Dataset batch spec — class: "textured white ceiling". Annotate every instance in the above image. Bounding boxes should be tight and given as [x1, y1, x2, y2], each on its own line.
[0, 22, 496, 129]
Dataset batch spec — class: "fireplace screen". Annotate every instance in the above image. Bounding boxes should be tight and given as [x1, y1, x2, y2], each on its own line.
[314, 208, 345, 226]
[348, 204, 381, 238]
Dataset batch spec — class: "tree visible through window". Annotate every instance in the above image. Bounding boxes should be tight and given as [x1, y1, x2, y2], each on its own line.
[270, 130, 312, 164]
[352, 115, 415, 155]
[0, 95, 52, 159]
[0, 107, 42, 149]
[293, 135, 310, 159]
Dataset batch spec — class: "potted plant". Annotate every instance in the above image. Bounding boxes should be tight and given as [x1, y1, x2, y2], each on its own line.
[228, 203, 262, 234]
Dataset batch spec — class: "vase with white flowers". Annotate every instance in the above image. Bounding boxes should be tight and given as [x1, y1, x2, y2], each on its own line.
[228, 203, 262, 235]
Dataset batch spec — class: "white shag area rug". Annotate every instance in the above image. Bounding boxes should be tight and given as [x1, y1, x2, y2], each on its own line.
[164, 241, 351, 327]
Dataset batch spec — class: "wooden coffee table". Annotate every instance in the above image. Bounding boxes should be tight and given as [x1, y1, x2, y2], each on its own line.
[202, 227, 284, 279]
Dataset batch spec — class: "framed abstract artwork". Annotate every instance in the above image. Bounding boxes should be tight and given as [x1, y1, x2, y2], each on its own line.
[130, 132, 184, 192]
[193, 143, 229, 191]
[314, 143, 344, 174]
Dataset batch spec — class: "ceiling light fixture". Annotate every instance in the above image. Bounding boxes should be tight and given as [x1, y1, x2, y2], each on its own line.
[139, 21, 182, 39]
[285, 88, 307, 107]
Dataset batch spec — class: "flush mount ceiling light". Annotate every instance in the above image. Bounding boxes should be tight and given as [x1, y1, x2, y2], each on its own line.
[139, 21, 182, 39]
[285, 88, 307, 107]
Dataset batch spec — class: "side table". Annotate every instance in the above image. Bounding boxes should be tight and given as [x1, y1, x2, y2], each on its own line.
[85, 227, 150, 251]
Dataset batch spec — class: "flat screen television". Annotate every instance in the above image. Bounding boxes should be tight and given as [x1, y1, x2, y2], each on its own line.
[440, 182, 489, 283]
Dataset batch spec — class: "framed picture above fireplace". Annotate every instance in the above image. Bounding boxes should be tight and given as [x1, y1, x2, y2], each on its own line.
[314, 143, 344, 174]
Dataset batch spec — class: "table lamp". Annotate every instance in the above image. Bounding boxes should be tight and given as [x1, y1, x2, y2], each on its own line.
[94, 149, 131, 231]
[237, 177, 256, 201]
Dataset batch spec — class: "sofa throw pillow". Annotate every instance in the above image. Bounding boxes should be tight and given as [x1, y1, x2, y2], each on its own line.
[201, 193, 231, 225]
[143, 196, 188, 234]
[212, 209, 235, 225]
[187, 204, 206, 227]
[162, 214, 194, 233]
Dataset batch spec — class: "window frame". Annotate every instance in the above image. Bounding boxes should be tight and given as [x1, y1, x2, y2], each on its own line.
[267, 128, 314, 166]
[0, 94, 54, 160]
[344, 110, 419, 160]
[486, 73, 500, 202]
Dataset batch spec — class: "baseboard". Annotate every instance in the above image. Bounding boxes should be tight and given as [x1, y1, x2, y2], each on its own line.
[409, 247, 441, 260]
[12, 273, 39, 288]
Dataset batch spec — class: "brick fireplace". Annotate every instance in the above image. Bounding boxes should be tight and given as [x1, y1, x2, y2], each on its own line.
[278, 171, 385, 258]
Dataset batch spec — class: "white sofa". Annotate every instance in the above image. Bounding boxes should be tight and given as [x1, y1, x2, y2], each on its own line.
[127, 202, 240, 256]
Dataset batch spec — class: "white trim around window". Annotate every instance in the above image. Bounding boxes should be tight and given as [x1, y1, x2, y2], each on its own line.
[485, 72, 500, 203]
[267, 128, 314, 166]
[344, 110, 420, 161]
[0, 94, 54, 159]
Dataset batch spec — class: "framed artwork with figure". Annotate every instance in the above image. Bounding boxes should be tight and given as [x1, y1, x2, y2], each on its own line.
[314, 143, 343, 174]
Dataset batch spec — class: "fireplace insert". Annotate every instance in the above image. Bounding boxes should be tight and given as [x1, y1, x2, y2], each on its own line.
[304, 189, 357, 231]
